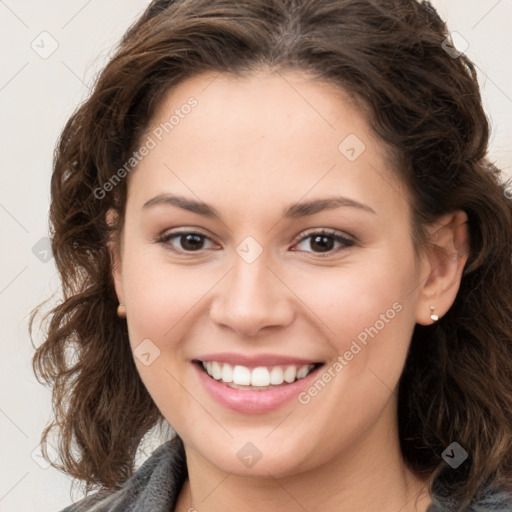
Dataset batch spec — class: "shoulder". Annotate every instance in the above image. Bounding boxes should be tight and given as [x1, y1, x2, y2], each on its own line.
[57, 437, 187, 512]
[428, 484, 512, 512]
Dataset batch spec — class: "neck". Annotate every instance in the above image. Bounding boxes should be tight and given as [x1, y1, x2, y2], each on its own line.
[175, 397, 432, 512]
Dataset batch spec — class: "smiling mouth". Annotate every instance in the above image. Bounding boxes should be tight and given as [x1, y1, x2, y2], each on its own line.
[193, 360, 324, 390]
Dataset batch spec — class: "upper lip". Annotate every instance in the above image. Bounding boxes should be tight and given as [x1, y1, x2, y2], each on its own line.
[193, 352, 323, 368]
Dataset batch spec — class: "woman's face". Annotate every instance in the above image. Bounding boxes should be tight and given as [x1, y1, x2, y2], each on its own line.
[112, 68, 429, 478]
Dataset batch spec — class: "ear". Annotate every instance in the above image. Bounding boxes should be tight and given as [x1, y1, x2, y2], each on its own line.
[415, 210, 469, 325]
[106, 208, 124, 305]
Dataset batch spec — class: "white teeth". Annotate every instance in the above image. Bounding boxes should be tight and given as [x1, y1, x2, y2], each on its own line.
[269, 366, 284, 385]
[251, 367, 270, 387]
[221, 363, 233, 383]
[201, 361, 316, 387]
[296, 365, 310, 379]
[232, 365, 251, 385]
[283, 365, 297, 383]
[211, 361, 222, 380]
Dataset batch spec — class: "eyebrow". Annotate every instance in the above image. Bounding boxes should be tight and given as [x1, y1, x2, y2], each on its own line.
[142, 193, 376, 218]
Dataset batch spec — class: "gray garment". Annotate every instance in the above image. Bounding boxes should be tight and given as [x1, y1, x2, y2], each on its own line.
[59, 438, 512, 511]
[59, 438, 187, 512]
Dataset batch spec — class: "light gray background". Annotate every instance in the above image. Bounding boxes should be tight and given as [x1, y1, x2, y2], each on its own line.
[1, 1, 511, 510]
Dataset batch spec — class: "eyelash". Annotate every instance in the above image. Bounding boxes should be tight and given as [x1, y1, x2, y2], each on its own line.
[156, 228, 355, 257]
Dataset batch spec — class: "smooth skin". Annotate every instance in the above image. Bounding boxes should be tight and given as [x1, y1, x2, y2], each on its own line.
[109, 68, 468, 512]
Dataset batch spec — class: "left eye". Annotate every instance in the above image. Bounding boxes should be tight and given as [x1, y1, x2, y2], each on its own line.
[293, 230, 354, 254]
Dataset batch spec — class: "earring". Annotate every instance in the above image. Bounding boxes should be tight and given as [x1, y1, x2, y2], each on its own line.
[117, 303, 126, 318]
[430, 306, 439, 322]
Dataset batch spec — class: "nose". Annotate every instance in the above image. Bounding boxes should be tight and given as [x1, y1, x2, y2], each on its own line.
[209, 254, 295, 337]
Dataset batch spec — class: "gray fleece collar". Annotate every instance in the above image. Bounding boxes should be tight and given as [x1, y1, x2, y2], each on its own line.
[59, 438, 512, 511]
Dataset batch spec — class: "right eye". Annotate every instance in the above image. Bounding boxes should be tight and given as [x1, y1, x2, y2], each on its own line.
[157, 230, 218, 253]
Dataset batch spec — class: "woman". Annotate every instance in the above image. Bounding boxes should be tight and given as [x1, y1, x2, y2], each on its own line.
[31, 0, 512, 511]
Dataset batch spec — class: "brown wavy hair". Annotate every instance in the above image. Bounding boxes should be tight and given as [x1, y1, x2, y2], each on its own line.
[30, 0, 512, 509]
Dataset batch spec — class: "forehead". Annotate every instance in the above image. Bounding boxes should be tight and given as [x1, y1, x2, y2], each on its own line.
[127, 68, 409, 222]
[145, 68, 375, 159]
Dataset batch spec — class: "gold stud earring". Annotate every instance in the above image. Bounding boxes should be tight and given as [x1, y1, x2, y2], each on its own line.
[117, 303, 126, 318]
[430, 306, 439, 322]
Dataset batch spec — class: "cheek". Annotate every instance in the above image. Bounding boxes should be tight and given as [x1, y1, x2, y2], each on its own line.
[120, 250, 205, 417]
[290, 254, 418, 436]
[284, 251, 418, 351]
[122, 249, 213, 345]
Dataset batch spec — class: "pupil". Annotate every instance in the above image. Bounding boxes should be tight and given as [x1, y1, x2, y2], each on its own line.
[181, 234, 203, 251]
[311, 235, 333, 252]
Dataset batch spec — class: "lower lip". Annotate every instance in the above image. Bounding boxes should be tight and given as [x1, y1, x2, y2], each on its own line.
[192, 362, 323, 414]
